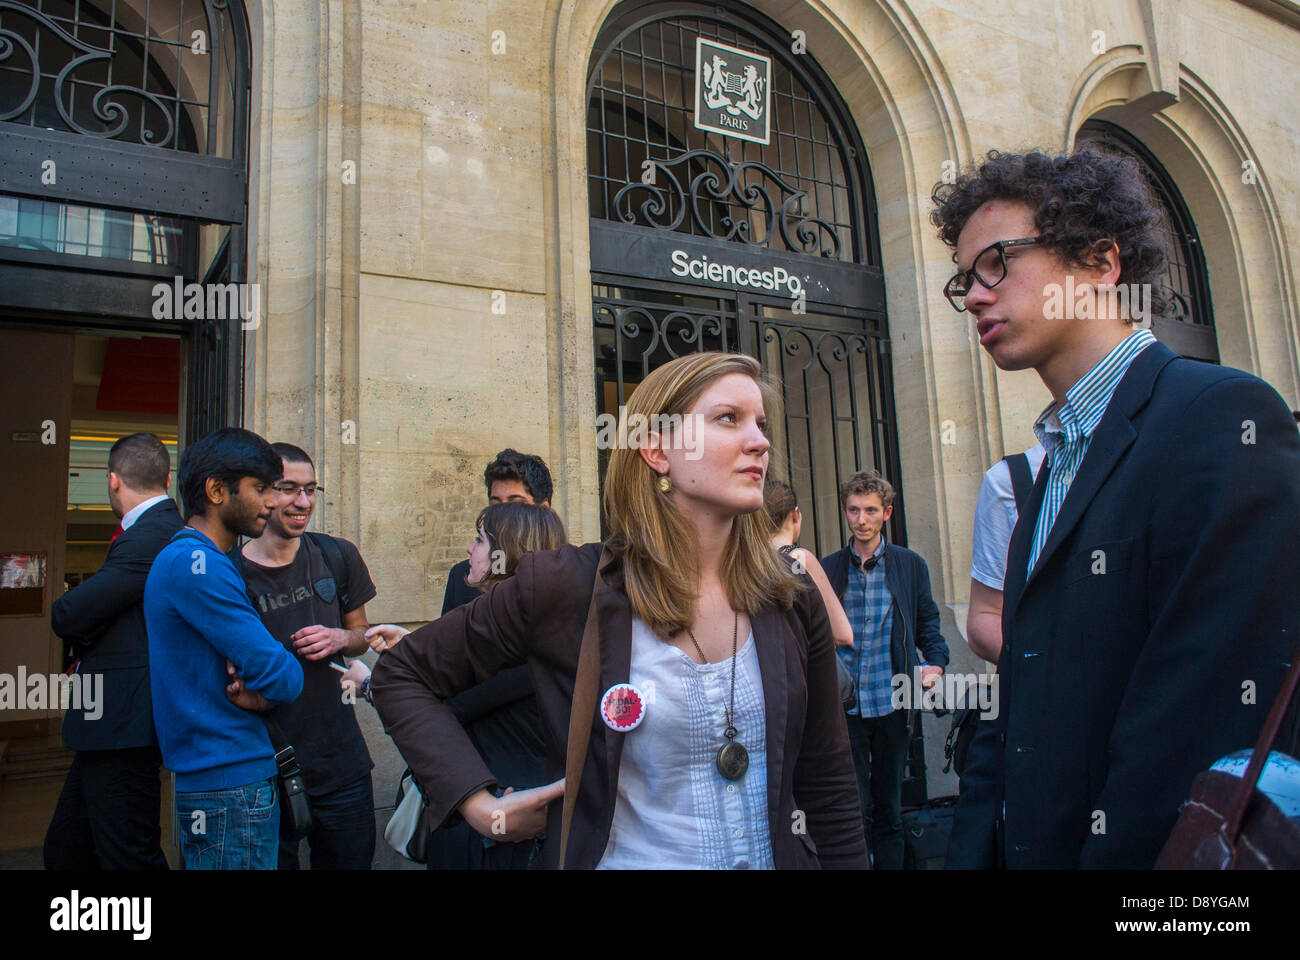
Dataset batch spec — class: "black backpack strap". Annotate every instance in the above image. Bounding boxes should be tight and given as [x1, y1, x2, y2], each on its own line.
[306, 531, 351, 613]
[1003, 453, 1033, 515]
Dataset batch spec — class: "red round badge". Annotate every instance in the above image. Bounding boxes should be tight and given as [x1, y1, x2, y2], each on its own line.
[601, 683, 645, 732]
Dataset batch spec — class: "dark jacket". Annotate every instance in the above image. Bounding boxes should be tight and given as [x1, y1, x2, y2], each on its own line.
[51, 497, 183, 751]
[372, 542, 867, 869]
[947, 342, 1300, 869]
[820, 541, 951, 681]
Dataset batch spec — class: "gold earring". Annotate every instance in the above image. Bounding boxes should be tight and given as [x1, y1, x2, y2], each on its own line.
[658, 474, 671, 493]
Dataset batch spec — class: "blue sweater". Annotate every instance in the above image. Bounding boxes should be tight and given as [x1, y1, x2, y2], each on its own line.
[144, 528, 303, 792]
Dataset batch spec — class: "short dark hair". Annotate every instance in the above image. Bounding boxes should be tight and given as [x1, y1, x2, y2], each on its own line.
[930, 147, 1171, 319]
[271, 442, 314, 470]
[178, 427, 283, 519]
[483, 448, 553, 504]
[108, 433, 171, 492]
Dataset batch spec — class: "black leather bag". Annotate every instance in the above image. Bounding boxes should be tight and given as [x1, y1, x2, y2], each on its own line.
[943, 707, 979, 778]
[902, 796, 960, 869]
[263, 716, 313, 840]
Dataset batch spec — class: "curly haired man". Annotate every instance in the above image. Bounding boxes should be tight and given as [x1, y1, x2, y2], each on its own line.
[932, 147, 1300, 868]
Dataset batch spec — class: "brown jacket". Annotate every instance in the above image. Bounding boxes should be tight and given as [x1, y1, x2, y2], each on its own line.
[370, 542, 867, 868]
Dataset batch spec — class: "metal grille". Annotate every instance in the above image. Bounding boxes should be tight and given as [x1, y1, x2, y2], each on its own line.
[593, 276, 903, 554]
[752, 306, 902, 555]
[588, 12, 871, 264]
[0, 0, 243, 156]
[589, 2, 901, 553]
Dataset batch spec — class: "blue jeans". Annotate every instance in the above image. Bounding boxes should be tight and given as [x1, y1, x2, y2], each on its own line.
[175, 777, 279, 870]
[278, 773, 375, 870]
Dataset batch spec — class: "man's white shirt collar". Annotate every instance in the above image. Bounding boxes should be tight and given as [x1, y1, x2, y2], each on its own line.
[121, 494, 172, 531]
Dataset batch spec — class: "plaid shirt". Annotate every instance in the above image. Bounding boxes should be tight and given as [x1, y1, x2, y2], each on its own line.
[837, 536, 894, 718]
[1027, 330, 1156, 574]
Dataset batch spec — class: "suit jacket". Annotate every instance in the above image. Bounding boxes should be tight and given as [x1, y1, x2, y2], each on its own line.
[821, 542, 951, 678]
[947, 342, 1300, 868]
[371, 542, 868, 869]
[52, 497, 184, 751]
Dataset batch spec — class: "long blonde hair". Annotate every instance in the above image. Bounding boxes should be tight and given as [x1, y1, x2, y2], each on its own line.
[602, 352, 798, 636]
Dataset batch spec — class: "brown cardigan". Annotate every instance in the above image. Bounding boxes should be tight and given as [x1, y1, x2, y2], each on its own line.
[370, 542, 867, 869]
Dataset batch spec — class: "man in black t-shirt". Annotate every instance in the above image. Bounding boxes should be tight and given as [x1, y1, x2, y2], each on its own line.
[440, 449, 552, 614]
[234, 442, 378, 869]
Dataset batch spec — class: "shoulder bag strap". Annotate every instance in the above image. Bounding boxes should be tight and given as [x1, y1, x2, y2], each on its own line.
[558, 548, 610, 871]
[306, 531, 351, 612]
[1003, 453, 1033, 514]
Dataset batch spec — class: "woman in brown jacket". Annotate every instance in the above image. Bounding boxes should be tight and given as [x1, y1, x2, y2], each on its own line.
[370, 351, 866, 868]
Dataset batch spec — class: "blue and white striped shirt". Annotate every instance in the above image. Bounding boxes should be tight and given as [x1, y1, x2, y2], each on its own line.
[1026, 329, 1156, 573]
[838, 537, 895, 718]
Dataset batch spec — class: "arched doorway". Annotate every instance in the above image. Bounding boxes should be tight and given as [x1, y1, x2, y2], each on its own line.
[0, 0, 251, 780]
[587, 0, 904, 554]
[0, 0, 252, 435]
[1076, 119, 1218, 362]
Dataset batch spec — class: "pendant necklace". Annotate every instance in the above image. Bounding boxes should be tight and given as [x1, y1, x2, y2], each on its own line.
[685, 610, 749, 781]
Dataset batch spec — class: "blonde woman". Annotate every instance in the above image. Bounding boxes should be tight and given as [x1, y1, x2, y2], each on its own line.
[371, 352, 866, 869]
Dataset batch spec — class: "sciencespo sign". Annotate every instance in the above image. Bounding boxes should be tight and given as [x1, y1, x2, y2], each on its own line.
[669, 249, 803, 296]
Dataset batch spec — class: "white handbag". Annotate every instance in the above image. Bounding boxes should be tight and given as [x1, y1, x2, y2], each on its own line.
[384, 769, 429, 863]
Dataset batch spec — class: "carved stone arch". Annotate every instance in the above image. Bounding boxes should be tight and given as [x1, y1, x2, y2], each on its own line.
[1062, 57, 1299, 401]
[544, 0, 973, 596]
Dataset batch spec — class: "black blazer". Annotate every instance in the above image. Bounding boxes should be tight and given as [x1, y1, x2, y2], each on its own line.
[371, 543, 868, 869]
[947, 342, 1300, 868]
[51, 497, 183, 751]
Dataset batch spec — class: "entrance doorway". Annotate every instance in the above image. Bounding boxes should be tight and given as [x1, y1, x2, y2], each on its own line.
[0, 325, 182, 865]
[587, 2, 904, 552]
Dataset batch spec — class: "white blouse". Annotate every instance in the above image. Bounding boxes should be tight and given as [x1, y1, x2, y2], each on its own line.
[596, 617, 773, 869]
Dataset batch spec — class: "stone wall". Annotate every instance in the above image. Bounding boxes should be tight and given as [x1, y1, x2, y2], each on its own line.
[242, 0, 1299, 628]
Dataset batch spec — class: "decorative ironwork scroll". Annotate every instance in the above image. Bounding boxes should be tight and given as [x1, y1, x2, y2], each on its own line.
[0, 0, 243, 156]
[612, 149, 841, 258]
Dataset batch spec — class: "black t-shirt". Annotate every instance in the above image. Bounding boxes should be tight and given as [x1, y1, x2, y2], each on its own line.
[442, 558, 481, 615]
[236, 535, 377, 796]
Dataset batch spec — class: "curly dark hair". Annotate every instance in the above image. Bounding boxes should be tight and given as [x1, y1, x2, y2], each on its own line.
[930, 147, 1170, 319]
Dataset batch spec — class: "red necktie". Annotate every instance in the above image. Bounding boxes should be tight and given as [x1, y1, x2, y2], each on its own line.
[107, 524, 124, 557]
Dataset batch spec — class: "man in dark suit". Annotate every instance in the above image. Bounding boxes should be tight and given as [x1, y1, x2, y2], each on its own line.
[931, 147, 1300, 867]
[45, 432, 182, 869]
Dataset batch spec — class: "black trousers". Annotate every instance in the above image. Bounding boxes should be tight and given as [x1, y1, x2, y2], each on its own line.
[278, 773, 375, 870]
[844, 709, 911, 870]
[44, 745, 168, 870]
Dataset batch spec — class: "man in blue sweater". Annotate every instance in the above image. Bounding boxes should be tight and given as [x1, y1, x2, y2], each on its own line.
[145, 428, 303, 870]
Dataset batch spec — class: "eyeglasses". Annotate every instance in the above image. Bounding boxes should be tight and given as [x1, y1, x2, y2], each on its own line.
[272, 482, 322, 498]
[943, 236, 1042, 312]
